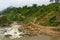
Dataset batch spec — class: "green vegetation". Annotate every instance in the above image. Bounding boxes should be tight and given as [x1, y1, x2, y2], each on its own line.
[0, 3, 60, 26]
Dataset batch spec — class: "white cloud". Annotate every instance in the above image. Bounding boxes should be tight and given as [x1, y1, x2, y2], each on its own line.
[0, 0, 50, 11]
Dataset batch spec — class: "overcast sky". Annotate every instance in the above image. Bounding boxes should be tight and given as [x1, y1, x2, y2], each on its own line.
[0, 0, 51, 11]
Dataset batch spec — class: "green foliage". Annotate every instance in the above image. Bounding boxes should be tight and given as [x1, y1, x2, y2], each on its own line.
[0, 3, 60, 26]
[44, 16, 59, 26]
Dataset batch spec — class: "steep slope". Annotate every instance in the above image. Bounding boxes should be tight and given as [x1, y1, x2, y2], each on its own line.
[0, 3, 60, 26]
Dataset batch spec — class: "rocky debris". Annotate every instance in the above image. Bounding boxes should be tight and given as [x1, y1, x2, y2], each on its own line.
[18, 23, 60, 36]
[18, 25, 43, 36]
[0, 22, 60, 39]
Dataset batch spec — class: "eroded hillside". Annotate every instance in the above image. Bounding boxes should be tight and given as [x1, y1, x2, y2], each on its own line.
[0, 3, 60, 26]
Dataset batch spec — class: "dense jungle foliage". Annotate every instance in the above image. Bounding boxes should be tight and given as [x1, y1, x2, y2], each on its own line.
[0, 3, 60, 26]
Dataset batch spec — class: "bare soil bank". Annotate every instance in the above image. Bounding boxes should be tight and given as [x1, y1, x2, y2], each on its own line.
[19, 22, 60, 36]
